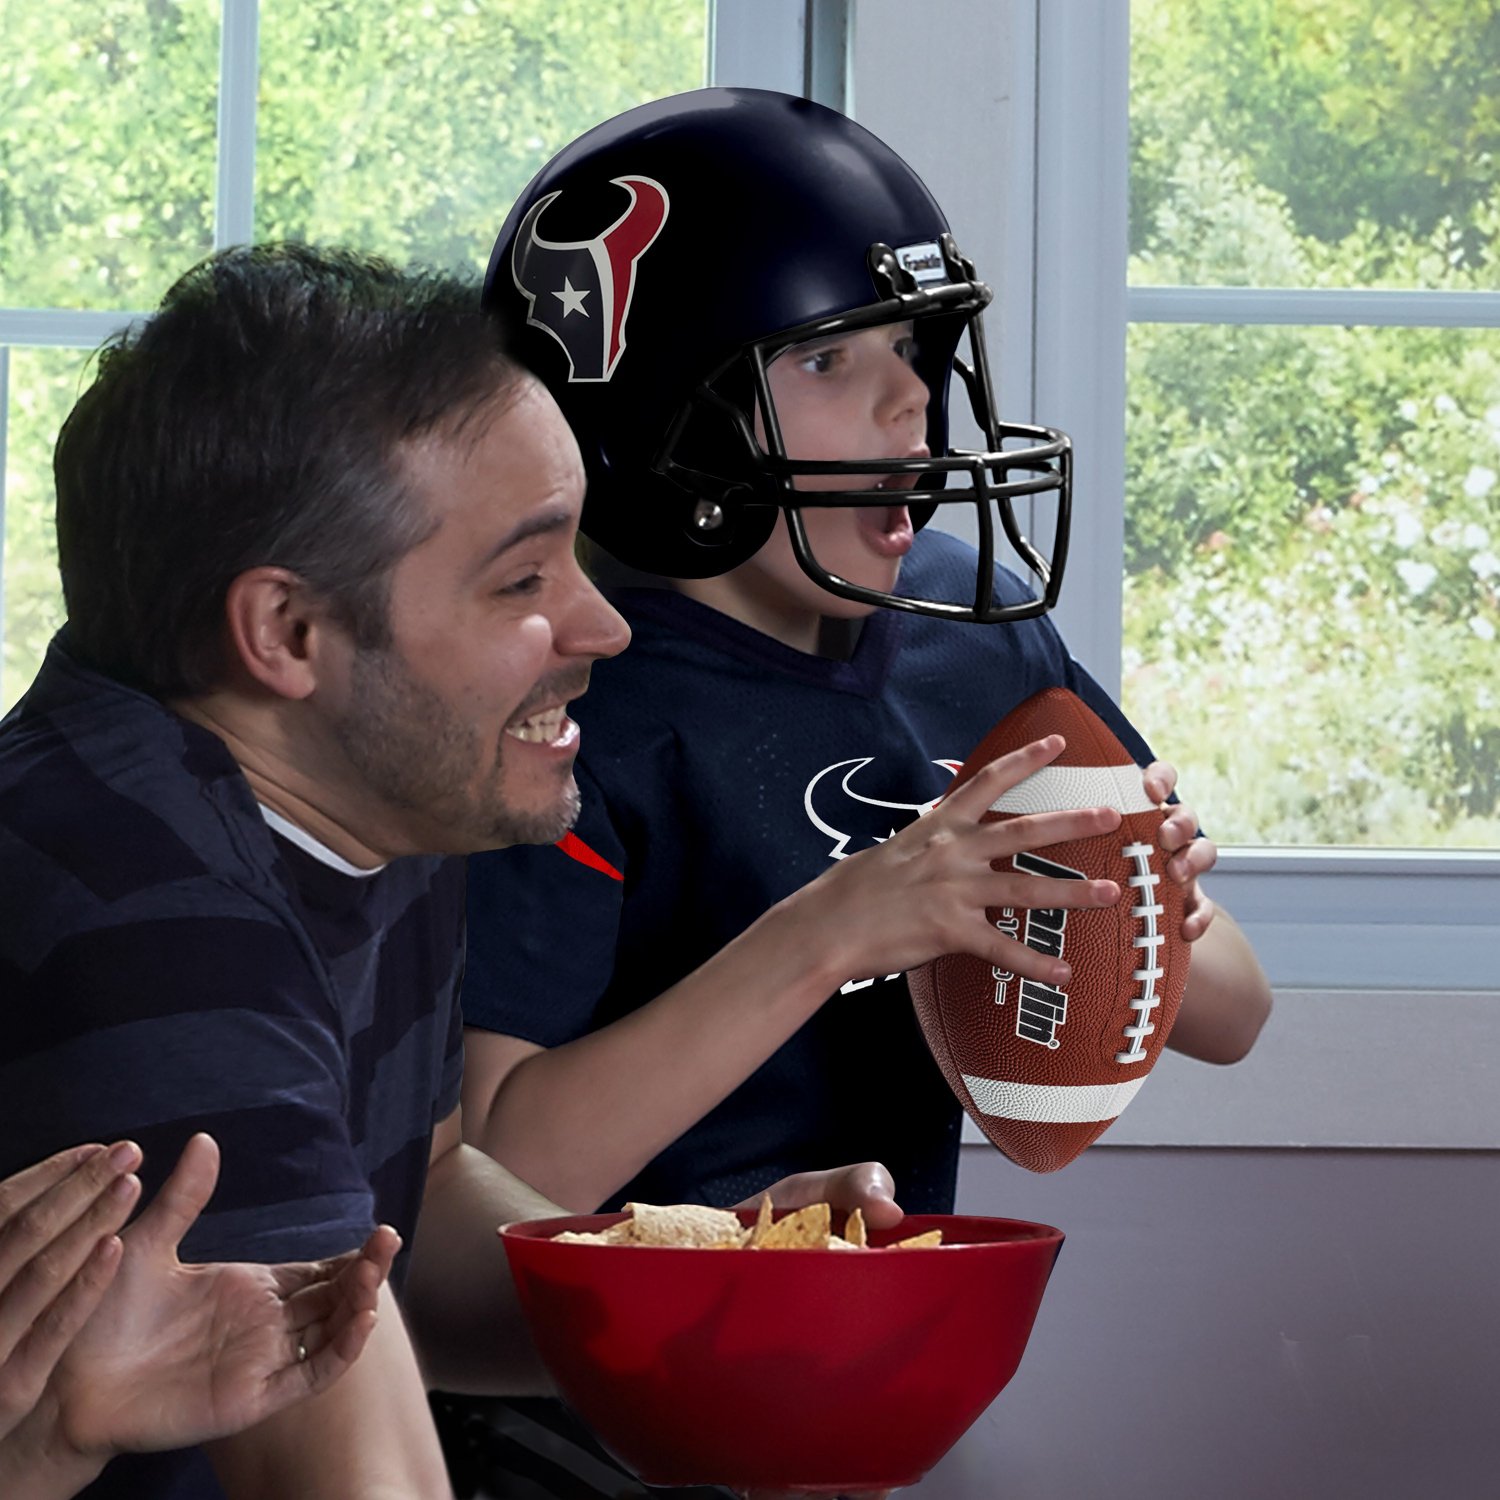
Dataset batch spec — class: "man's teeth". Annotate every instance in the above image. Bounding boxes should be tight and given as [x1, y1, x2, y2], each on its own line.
[507, 707, 567, 743]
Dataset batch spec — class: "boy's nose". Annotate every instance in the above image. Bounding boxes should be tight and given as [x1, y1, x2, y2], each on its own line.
[880, 356, 930, 431]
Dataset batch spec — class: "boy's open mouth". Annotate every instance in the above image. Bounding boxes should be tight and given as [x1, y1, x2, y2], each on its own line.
[855, 501, 915, 558]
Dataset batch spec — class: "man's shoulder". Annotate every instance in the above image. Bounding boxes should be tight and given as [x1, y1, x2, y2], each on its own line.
[0, 651, 292, 958]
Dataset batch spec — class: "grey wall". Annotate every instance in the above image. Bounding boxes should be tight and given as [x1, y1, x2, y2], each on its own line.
[925, 1143, 1500, 1500]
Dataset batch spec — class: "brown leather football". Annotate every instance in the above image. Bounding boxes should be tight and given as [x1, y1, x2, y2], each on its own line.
[909, 688, 1190, 1172]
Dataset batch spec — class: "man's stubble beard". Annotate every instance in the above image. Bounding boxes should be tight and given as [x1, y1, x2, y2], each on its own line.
[333, 644, 579, 851]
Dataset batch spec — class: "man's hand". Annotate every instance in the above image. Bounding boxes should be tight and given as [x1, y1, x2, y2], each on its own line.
[0, 1142, 141, 1444]
[800, 734, 1123, 992]
[1143, 761, 1217, 943]
[50, 1133, 399, 1458]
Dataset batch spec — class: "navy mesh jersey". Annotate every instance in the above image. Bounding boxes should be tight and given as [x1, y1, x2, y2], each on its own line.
[463, 529, 1157, 1214]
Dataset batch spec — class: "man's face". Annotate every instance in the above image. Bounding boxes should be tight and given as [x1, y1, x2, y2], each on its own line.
[327, 377, 629, 855]
[748, 320, 931, 620]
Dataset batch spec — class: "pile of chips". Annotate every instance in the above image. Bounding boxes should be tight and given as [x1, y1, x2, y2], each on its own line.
[551, 1196, 944, 1251]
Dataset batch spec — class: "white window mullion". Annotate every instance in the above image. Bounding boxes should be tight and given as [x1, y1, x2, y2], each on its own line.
[1129, 285, 1500, 328]
[1031, 0, 1130, 693]
[0, 347, 9, 654]
[709, 0, 807, 94]
[215, 0, 260, 250]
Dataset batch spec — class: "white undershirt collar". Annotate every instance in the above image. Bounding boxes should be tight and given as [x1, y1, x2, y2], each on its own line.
[258, 804, 386, 878]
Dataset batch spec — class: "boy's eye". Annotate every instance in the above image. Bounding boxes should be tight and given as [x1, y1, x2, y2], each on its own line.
[894, 335, 918, 364]
[796, 345, 842, 375]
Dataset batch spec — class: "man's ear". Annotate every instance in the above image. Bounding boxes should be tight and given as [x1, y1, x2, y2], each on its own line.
[223, 567, 338, 701]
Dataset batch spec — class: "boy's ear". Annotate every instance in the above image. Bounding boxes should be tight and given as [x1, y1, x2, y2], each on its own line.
[222, 566, 338, 700]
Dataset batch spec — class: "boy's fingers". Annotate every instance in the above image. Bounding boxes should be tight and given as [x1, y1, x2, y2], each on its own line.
[983, 803, 1121, 857]
[1142, 759, 1177, 803]
[986, 931, 1073, 989]
[990, 871, 1119, 911]
[1183, 894, 1216, 942]
[938, 735, 1066, 816]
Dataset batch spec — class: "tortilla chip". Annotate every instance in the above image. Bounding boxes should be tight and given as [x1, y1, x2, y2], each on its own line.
[889, 1228, 944, 1249]
[625, 1201, 745, 1249]
[551, 1217, 637, 1245]
[755, 1201, 832, 1250]
[744, 1193, 775, 1249]
[845, 1207, 867, 1248]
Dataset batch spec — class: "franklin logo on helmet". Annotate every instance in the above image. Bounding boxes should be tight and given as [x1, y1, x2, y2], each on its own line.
[510, 175, 669, 383]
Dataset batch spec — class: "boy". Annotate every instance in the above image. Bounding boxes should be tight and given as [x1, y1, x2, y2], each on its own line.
[462, 87, 1270, 1219]
[447, 90, 1270, 1498]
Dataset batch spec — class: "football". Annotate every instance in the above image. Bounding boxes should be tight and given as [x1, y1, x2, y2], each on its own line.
[908, 688, 1190, 1173]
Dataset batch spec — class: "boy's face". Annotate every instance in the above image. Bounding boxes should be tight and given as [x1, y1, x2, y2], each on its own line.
[748, 320, 930, 621]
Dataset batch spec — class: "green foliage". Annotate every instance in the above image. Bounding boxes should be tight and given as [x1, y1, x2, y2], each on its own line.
[1126, 0, 1500, 846]
[1, 0, 706, 711]
[1131, 0, 1500, 284]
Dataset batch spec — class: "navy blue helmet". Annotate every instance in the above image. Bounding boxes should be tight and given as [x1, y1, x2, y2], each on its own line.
[485, 87, 1071, 623]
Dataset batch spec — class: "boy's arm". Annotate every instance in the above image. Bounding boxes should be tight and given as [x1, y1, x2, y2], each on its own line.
[462, 735, 1126, 1211]
[1144, 763, 1273, 1065]
[1164, 907, 1272, 1063]
[399, 1110, 558, 1396]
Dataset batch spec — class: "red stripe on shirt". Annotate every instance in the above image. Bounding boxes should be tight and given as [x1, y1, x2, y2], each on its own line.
[555, 831, 624, 882]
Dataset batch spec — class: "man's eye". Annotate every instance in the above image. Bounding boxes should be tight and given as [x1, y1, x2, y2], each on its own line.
[498, 572, 544, 597]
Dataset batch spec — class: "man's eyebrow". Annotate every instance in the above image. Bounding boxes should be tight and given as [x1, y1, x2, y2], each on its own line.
[473, 506, 575, 573]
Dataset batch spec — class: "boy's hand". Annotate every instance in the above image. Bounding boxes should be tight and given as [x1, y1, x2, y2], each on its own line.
[1143, 761, 1217, 943]
[805, 734, 1122, 992]
[737, 1161, 903, 1234]
[733, 1164, 899, 1500]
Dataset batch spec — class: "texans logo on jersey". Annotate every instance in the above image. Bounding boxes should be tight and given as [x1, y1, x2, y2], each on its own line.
[803, 757, 961, 860]
[510, 175, 669, 383]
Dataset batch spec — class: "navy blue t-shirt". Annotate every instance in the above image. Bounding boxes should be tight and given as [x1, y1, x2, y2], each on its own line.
[0, 634, 466, 1499]
[463, 530, 1155, 1214]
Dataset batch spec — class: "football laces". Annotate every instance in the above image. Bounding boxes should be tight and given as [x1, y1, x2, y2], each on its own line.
[1117, 841, 1165, 1064]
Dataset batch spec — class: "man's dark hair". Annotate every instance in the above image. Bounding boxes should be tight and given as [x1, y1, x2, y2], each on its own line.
[54, 243, 523, 697]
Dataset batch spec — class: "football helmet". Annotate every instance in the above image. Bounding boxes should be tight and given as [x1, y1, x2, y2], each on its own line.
[484, 87, 1071, 622]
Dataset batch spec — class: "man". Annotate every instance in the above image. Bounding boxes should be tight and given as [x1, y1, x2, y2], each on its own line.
[1, 243, 1073, 1498]
[0, 244, 627, 1496]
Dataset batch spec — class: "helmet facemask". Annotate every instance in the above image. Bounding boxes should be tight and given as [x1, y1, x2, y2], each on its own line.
[653, 235, 1072, 624]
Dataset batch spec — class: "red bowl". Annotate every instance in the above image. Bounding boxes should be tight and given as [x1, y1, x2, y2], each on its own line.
[500, 1210, 1064, 1492]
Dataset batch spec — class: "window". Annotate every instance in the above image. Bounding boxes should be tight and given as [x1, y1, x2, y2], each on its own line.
[0, 0, 712, 712]
[854, 0, 1498, 990]
[1126, 0, 1500, 850]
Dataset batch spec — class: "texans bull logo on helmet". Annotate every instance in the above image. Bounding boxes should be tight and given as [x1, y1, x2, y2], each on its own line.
[510, 175, 669, 383]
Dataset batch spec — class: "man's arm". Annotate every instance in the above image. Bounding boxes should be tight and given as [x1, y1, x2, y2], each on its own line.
[400, 1110, 559, 1397]
[205, 1283, 448, 1500]
[463, 736, 1126, 1211]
